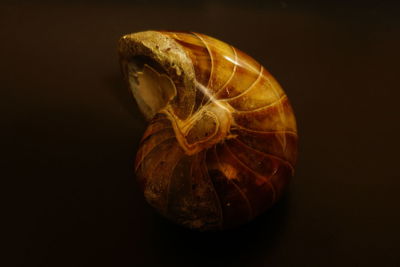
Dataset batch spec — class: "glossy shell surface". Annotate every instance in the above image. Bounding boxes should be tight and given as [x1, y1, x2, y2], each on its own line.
[118, 31, 298, 230]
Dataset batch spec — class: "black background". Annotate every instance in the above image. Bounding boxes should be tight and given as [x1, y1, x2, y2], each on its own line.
[3, 0, 400, 266]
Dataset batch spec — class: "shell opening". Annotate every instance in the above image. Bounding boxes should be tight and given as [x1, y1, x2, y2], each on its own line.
[126, 56, 177, 120]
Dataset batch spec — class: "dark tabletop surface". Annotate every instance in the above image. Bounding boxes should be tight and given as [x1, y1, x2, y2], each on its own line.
[3, 0, 400, 266]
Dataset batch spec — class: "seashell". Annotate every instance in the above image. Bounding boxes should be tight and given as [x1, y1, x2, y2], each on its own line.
[118, 31, 298, 230]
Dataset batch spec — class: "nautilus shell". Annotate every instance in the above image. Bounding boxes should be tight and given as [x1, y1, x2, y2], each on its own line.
[118, 31, 298, 230]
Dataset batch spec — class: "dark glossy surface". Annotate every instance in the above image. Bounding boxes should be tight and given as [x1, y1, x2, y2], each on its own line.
[120, 31, 297, 230]
[3, 0, 400, 266]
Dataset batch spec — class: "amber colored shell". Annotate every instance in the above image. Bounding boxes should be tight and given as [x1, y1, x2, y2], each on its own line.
[118, 31, 298, 230]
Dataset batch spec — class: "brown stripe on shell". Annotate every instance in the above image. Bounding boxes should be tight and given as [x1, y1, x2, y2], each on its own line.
[163, 32, 212, 88]
[214, 143, 276, 218]
[230, 129, 298, 167]
[184, 152, 223, 230]
[216, 47, 261, 99]
[206, 146, 252, 228]
[193, 33, 237, 97]
[232, 96, 297, 133]
[226, 68, 286, 111]
[135, 128, 176, 171]
[164, 32, 214, 114]
[225, 138, 283, 179]
[139, 117, 172, 144]
[120, 30, 298, 230]
[136, 139, 183, 205]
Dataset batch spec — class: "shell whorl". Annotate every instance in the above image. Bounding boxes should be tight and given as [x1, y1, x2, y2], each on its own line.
[118, 31, 298, 230]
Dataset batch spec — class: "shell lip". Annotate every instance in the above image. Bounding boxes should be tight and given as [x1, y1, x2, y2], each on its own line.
[118, 30, 197, 120]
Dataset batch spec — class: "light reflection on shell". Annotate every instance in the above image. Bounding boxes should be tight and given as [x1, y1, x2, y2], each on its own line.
[118, 31, 298, 230]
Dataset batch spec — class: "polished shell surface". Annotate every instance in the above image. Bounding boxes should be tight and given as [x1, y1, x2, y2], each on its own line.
[118, 31, 298, 230]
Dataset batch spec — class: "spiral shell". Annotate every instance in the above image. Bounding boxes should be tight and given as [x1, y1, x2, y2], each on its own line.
[118, 31, 298, 230]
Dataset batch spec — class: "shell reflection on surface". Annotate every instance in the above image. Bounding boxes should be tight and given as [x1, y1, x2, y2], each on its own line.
[118, 31, 298, 230]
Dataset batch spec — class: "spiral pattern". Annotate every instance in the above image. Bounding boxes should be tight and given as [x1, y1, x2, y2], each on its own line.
[119, 31, 298, 230]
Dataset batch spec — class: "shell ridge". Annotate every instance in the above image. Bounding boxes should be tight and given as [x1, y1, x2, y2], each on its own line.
[223, 142, 277, 202]
[164, 148, 186, 214]
[140, 124, 173, 144]
[135, 135, 176, 171]
[265, 76, 288, 153]
[191, 32, 214, 88]
[213, 146, 254, 219]
[233, 138, 295, 173]
[233, 94, 287, 114]
[231, 126, 297, 135]
[121, 31, 298, 230]
[191, 32, 214, 108]
[210, 45, 238, 104]
[203, 150, 224, 229]
[222, 64, 264, 102]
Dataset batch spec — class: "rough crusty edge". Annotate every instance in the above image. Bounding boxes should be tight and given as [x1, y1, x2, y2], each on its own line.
[118, 31, 196, 120]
